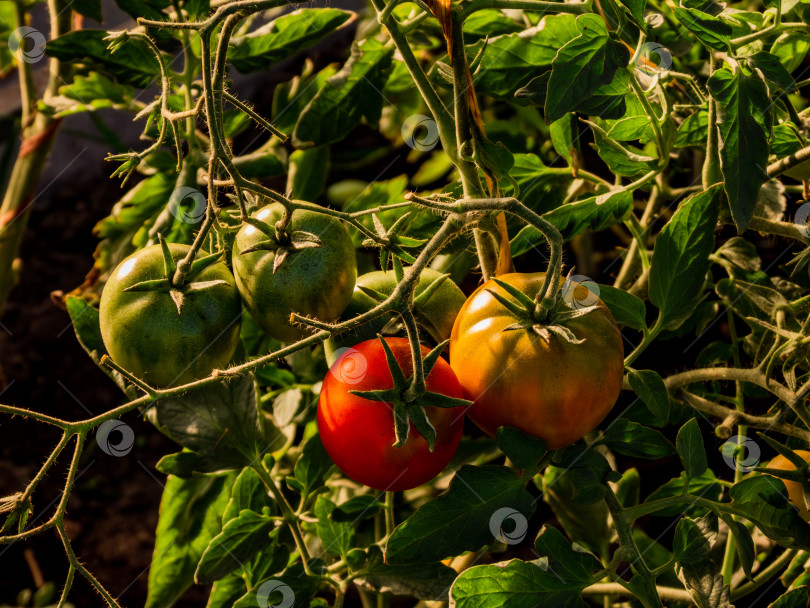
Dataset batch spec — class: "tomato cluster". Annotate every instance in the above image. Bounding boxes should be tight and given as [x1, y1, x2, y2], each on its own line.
[100, 203, 626, 491]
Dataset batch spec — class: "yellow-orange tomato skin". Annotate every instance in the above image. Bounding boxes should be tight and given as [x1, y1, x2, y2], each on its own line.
[449, 273, 624, 450]
[767, 450, 810, 521]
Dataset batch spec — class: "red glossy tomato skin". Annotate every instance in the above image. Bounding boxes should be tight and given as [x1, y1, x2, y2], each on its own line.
[449, 272, 624, 450]
[317, 338, 465, 491]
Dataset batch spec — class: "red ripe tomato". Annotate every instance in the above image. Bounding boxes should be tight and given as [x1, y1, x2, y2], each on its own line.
[317, 338, 465, 491]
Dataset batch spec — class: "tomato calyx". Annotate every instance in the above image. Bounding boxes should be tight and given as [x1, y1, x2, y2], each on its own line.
[349, 336, 469, 452]
[362, 212, 427, 270]
[239, 215, 323, 273]
[121, 236, 230, 314]
[487, 272, 601, 345]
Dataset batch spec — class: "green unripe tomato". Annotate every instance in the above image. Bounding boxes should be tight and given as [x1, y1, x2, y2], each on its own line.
[99, 243, 242, 388]
[324, 268, 466, 366]
[232, 203, 357, 343]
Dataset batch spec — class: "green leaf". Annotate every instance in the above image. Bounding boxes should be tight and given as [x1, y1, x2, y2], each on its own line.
[45, 30, 161, 87]
[229, 8, 353, 73]
[673, 5, 731, 51]
[223, 468, 273, 525]
[549, 115, 576, 164]
[332, 495, 382, 522]
[586, 120, 659, 176]
[232, 564, 319, 608]
[649, 185, 721, 330]
[385, 465, 535, 564]
[644, 470, 721, 517]
[146, 473, 236, 608]
[207, 574, 247, 608]
[147, 376, 263, 471]
[473, 14, 580, 100]
[628, 369, 670, 420]
[746, 51, 796, 92]
[770, 32, 810, 73]
[450, 526, 600, 608]
[601, 419, 676, 459]
[552, 446, 616, 505]
[725, 518, 755, 581]
[673, 513, 732, 608]
[674, 109, 708, 148]
[544, 14, 630, 123]
[617, 0, 646, 26]
[707, 65, 771, 232]
[195, 510, 276, 585]
[287, 147, 329, 202]
[597, 285, 647, 331]
[677, 418, 708, 479]
[293, 38, 393, 147]
[510, 189, 634, 256]
[729, 477, 810, 550]
[43, 72, 134, 118]
[292, 434, 335, 497]
[355, 561, 458, 601]
[71, 0, 102, 21]
[770, 588, 810, 608]
[496, 426, 548, 469]
[314, 496, 356, 559]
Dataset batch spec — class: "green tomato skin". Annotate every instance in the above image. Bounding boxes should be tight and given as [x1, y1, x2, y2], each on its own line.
[324, 268, 466, 366]
[232, 203, 357, 343]
[99, 243, 242, 388]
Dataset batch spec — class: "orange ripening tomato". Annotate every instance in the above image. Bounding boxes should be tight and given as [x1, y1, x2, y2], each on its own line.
[449, 272, 624, 450]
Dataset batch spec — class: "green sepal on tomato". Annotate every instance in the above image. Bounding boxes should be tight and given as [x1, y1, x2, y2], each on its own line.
[324, 268, 466, 366]
[449, 272, 624, 450]
[99, 241, 242, 388]
[232, 203, 356, 343]
[317, 337, 468, 492]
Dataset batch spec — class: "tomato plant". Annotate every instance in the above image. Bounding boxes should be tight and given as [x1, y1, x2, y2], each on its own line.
[3, 0, 810, 606]
[318, 337, 465, 491]
[450, 272, 624, 449]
